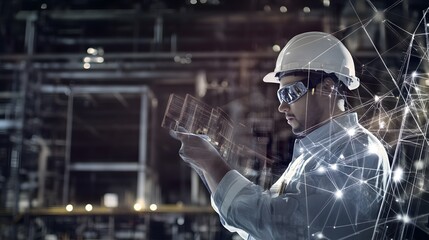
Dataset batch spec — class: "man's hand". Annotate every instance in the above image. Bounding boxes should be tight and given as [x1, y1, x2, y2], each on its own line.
[170, 128, 231, 190]
[169, 128, 222, 171]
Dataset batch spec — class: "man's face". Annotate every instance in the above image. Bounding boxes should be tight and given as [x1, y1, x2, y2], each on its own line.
[277, 75, 327, 136]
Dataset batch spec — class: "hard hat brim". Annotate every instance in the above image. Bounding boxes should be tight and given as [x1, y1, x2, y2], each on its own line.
[263, 72, 279, 83]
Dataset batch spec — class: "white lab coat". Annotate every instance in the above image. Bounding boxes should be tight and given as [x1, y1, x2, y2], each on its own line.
[211, 113, 391, 240]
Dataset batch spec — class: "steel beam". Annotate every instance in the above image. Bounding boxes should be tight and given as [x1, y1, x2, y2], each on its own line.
[69, 162, 140, 171]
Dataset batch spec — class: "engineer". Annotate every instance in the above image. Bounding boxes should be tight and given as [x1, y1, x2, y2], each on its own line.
[171, 32, 391, 240]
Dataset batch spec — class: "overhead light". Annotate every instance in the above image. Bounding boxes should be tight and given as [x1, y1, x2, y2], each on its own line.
[177, 217, 185, 225]
[96, 57, 104, 63]
[85, 204, 93, 212]
[303, 7, 311, 13]
[65, 204, 73, 212]
[190, 0, 197, 5]
[280, 6, 287, 13]
[103, 193, 118, 208]
[87, 48, 97, 55]
[264, 5, 271, 12]
[41, 3, 47, 9]
[149, 204, 158, 211]
[134, 203, 143, 211]
[83, 63, 91, 69]
[272, 44, 281, 52]
[134, 199, 145, 211]
[323, 0, 330, 7]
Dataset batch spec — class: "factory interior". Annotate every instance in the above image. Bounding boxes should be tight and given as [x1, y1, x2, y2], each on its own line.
[1, 0, 429, 239]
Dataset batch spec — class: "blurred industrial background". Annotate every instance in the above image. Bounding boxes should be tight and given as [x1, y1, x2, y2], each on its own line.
[1, 0, 429, 239]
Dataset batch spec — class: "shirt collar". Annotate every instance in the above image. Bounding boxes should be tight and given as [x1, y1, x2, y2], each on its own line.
[295, 112, 359, 152]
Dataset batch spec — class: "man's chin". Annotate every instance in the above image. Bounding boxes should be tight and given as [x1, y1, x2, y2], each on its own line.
[292, 127, 305, 136]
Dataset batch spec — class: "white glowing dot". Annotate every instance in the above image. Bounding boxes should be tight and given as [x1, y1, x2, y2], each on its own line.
[264, 5, 271, 12]
[280, 6, 287, 13]
[190, 0, 197, 4]
[303, 7, 311, 13]
[396, 214, 402, 220]
[316, 232, 324, 238]
[374, 12, 384, 22]
[272, 44, 281, 52]
[177, 217, 185, 225]
[374, 95, 380, 102]
[404, 106, 410, 114]
[83, 57, 91, 63]
[379, 121, 385, 129]
[85, 204, 93, 212]
[414, 160, 425, 170]
[339, 154, 345, 159]
[65, 204, 73, 212]
[335, 190, 343, 199]
[299, 147, 304, 153]
[149, 204, 158, 211]
[323, 0, 330, 7]
[330, 164, 338, 170]
[393, 167, 404, 182]
[360, 180, 365, 184]
[200, 0, 207, 3]
[87, 48, 97, 55]
[134, 203, 143, 211]
[411, 71, 417, 78]
[347, 128, 356, 136]
[83, 63, 91, 69]
[418, 180, 424, 188]
[41, 3, 47, 9]
[368, 144, 378, 154]
[96, 57, 104, 63]
[402, 215, 410, 223]
[427, 23, 429, 27]
[317, 166, 326, 173]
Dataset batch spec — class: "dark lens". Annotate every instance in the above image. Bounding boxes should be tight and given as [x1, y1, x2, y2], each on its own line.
[277, 81, 308, 104]
[277, 88, 287, 103]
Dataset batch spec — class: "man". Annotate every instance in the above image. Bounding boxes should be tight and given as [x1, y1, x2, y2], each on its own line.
[171, 32, 391, 239]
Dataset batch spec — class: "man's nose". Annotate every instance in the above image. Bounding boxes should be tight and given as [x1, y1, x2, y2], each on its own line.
[278, 101, 290, 113]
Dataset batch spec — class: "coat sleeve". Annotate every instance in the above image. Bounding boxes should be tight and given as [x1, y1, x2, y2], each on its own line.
[211, 146, 388, 240]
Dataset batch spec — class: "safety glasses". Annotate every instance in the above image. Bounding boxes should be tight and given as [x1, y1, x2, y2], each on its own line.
[277, 77, 323, 104]
[277, 80, 308, 104]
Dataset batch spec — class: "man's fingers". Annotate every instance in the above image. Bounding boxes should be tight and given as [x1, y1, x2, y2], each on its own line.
[176, 126, 189, 133]
[170, 129, 208, 143]
[169, 129, 189, 140]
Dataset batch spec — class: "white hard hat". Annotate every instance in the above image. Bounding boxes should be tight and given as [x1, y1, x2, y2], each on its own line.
[263, 32, 360, 90]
